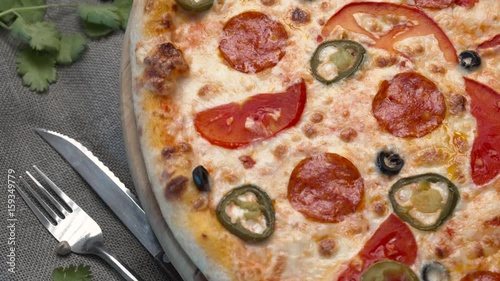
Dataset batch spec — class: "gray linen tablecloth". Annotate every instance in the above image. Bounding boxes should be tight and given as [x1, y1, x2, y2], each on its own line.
[0, 2, 169, 280]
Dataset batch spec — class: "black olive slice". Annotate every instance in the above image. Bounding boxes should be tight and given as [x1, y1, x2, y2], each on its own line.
[422, 261, 450, 281]
[459, 50, 481, 69]
[377, 150, 404, 176]
[192, 165, 210, 191]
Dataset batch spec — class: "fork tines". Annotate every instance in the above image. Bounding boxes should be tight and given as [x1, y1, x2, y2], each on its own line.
[15, 165, 75, 228]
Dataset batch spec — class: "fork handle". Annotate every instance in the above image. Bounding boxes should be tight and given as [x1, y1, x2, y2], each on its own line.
[92, 243, 145, 281]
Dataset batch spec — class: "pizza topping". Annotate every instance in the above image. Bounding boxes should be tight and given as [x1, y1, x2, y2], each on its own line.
[310, 40, 366, 85]
[317, 236, 337, 257]
[288, 153, 364, 223]
[192, 165, 210, 192]
[459, 50, 481, 69]
[465, 78, 500, 185]
[372, 72, 446, 138]
[360, 261, 419, 281]
[477, 34, 500, 50]
[239, 155, 256, 169]
[219, 11, 288, 73]
[164, 176, 189, 200]
[448, 94, 467, 115]
[291, 8, 310, 24]
[376, 150, 405, 176]
[174, 0, 214, 12]
[321, 2, 458, 64]
[339, 127, 358, 142]
[460, 271, 500, 281]
[143, 43, 189, 95]
[389, 173, 459, 231]
[338, 214, 417, 280]
[194, 80, 306, 149]
[216, 185, 275, 242]
[454, 0, 480, 8]
[421, 261, 450, 281]
[414, 0, 453, 9]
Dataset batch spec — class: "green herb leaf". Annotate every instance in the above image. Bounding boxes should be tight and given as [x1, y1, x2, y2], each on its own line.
[0, 0, 19, 23]
[56, 33, 87, 65]
[18, 0, 46, 23]
[113, 0, 132, 29]
[82, 21, 115, 38]
[77, 3, 121, 30]
[10, 17, 61, 52]
[16, 48, 57, 92]
[52, 264, 92, 281]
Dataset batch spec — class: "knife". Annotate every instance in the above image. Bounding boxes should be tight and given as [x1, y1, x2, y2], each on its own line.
[34, 128, 183, 281]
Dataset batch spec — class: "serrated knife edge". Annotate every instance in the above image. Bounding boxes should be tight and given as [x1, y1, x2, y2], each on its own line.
[34, 128, 140, 205]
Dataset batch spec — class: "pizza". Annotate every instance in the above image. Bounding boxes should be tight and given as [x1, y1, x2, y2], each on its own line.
[128, 0, 500, 280]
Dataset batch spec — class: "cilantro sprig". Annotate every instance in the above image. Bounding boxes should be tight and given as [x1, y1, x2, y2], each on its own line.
[0, 0, 132, 92]
[52, 264, 92, 281]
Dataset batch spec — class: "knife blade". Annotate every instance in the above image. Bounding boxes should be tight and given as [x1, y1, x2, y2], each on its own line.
[35, 128, 183, 281]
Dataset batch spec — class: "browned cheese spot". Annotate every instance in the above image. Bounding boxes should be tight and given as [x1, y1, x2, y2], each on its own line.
[291, 8, 310, 24]
[143, 43, 189, 94]
[239, 155, 256, 169]
[197, 84, 219, 98]
[374, 55, 398, 68]
[192, 196, 208, 211]
[430, 64, 447, 74]
[448, 94, 467, 115]
[317, 237, 337, 257]
[161, 142, 192, 159]
[310, 112, 324, 123]
[273, 144, 288, 159]
[261, 0, 275, 6]
[164, 176, 188, 200]
[370, 195, 387, 216]
[434, 241, 452, 258]
[302, 124, 317, 138]
[339, 128, 358, 142]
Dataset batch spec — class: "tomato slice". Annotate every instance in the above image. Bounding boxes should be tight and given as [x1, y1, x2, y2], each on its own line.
[321, 2, 458, 64]
[194, 80, 306, 149]
[477, 34, 500, 50]
[465, 78, 500, 185]
[338, 214, 417, 281]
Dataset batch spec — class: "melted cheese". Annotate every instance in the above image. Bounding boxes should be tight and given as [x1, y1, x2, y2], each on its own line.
[131, 0, 500, 280]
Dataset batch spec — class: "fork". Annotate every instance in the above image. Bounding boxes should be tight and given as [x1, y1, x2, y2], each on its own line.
[15, 165, 144, 281]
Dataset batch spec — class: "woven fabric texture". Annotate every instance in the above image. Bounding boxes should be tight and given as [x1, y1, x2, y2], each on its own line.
[0, 2, 168, 280]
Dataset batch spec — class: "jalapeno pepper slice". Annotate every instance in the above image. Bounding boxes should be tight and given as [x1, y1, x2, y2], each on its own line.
[175, 0, 214, 12]
[216, 185, 275, 242]
[360, 261, 419, 281]
[389, 173, 459, 231]
[310, 40, 365, 85]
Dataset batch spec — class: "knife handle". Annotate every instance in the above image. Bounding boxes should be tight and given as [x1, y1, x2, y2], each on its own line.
[155, 251, 185, 281]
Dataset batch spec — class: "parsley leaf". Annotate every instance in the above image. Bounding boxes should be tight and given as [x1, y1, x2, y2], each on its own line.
[16, 48, 57, 92]
[81, 21, 115, 38]
[56, 33, 87, 65]
[52, 264, 92, 281]
[18, 0, 46, 23]
[10, 17, 61, 52]
[77, 3, 121, 30]
[112, 0, 132, 29]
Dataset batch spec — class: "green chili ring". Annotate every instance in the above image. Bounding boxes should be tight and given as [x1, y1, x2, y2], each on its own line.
[360, 261, 419, 281]
[310, 40, 366, 85]
[175, 0, 214, 12]
[216, 184, 275, 242]
[389, 173, 459, 231]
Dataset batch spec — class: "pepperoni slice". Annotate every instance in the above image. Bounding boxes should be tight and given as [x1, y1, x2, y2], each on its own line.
[288, 153, 364, 223]
[465, 78, 500, 185]
[454, 0, 479, 8]
[461, 271, 500, 281]
[372, 72, 446, 138]
[194, 80, 306, 149]
[338, 214, 418, 281]
[219, 11, 288, 73]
